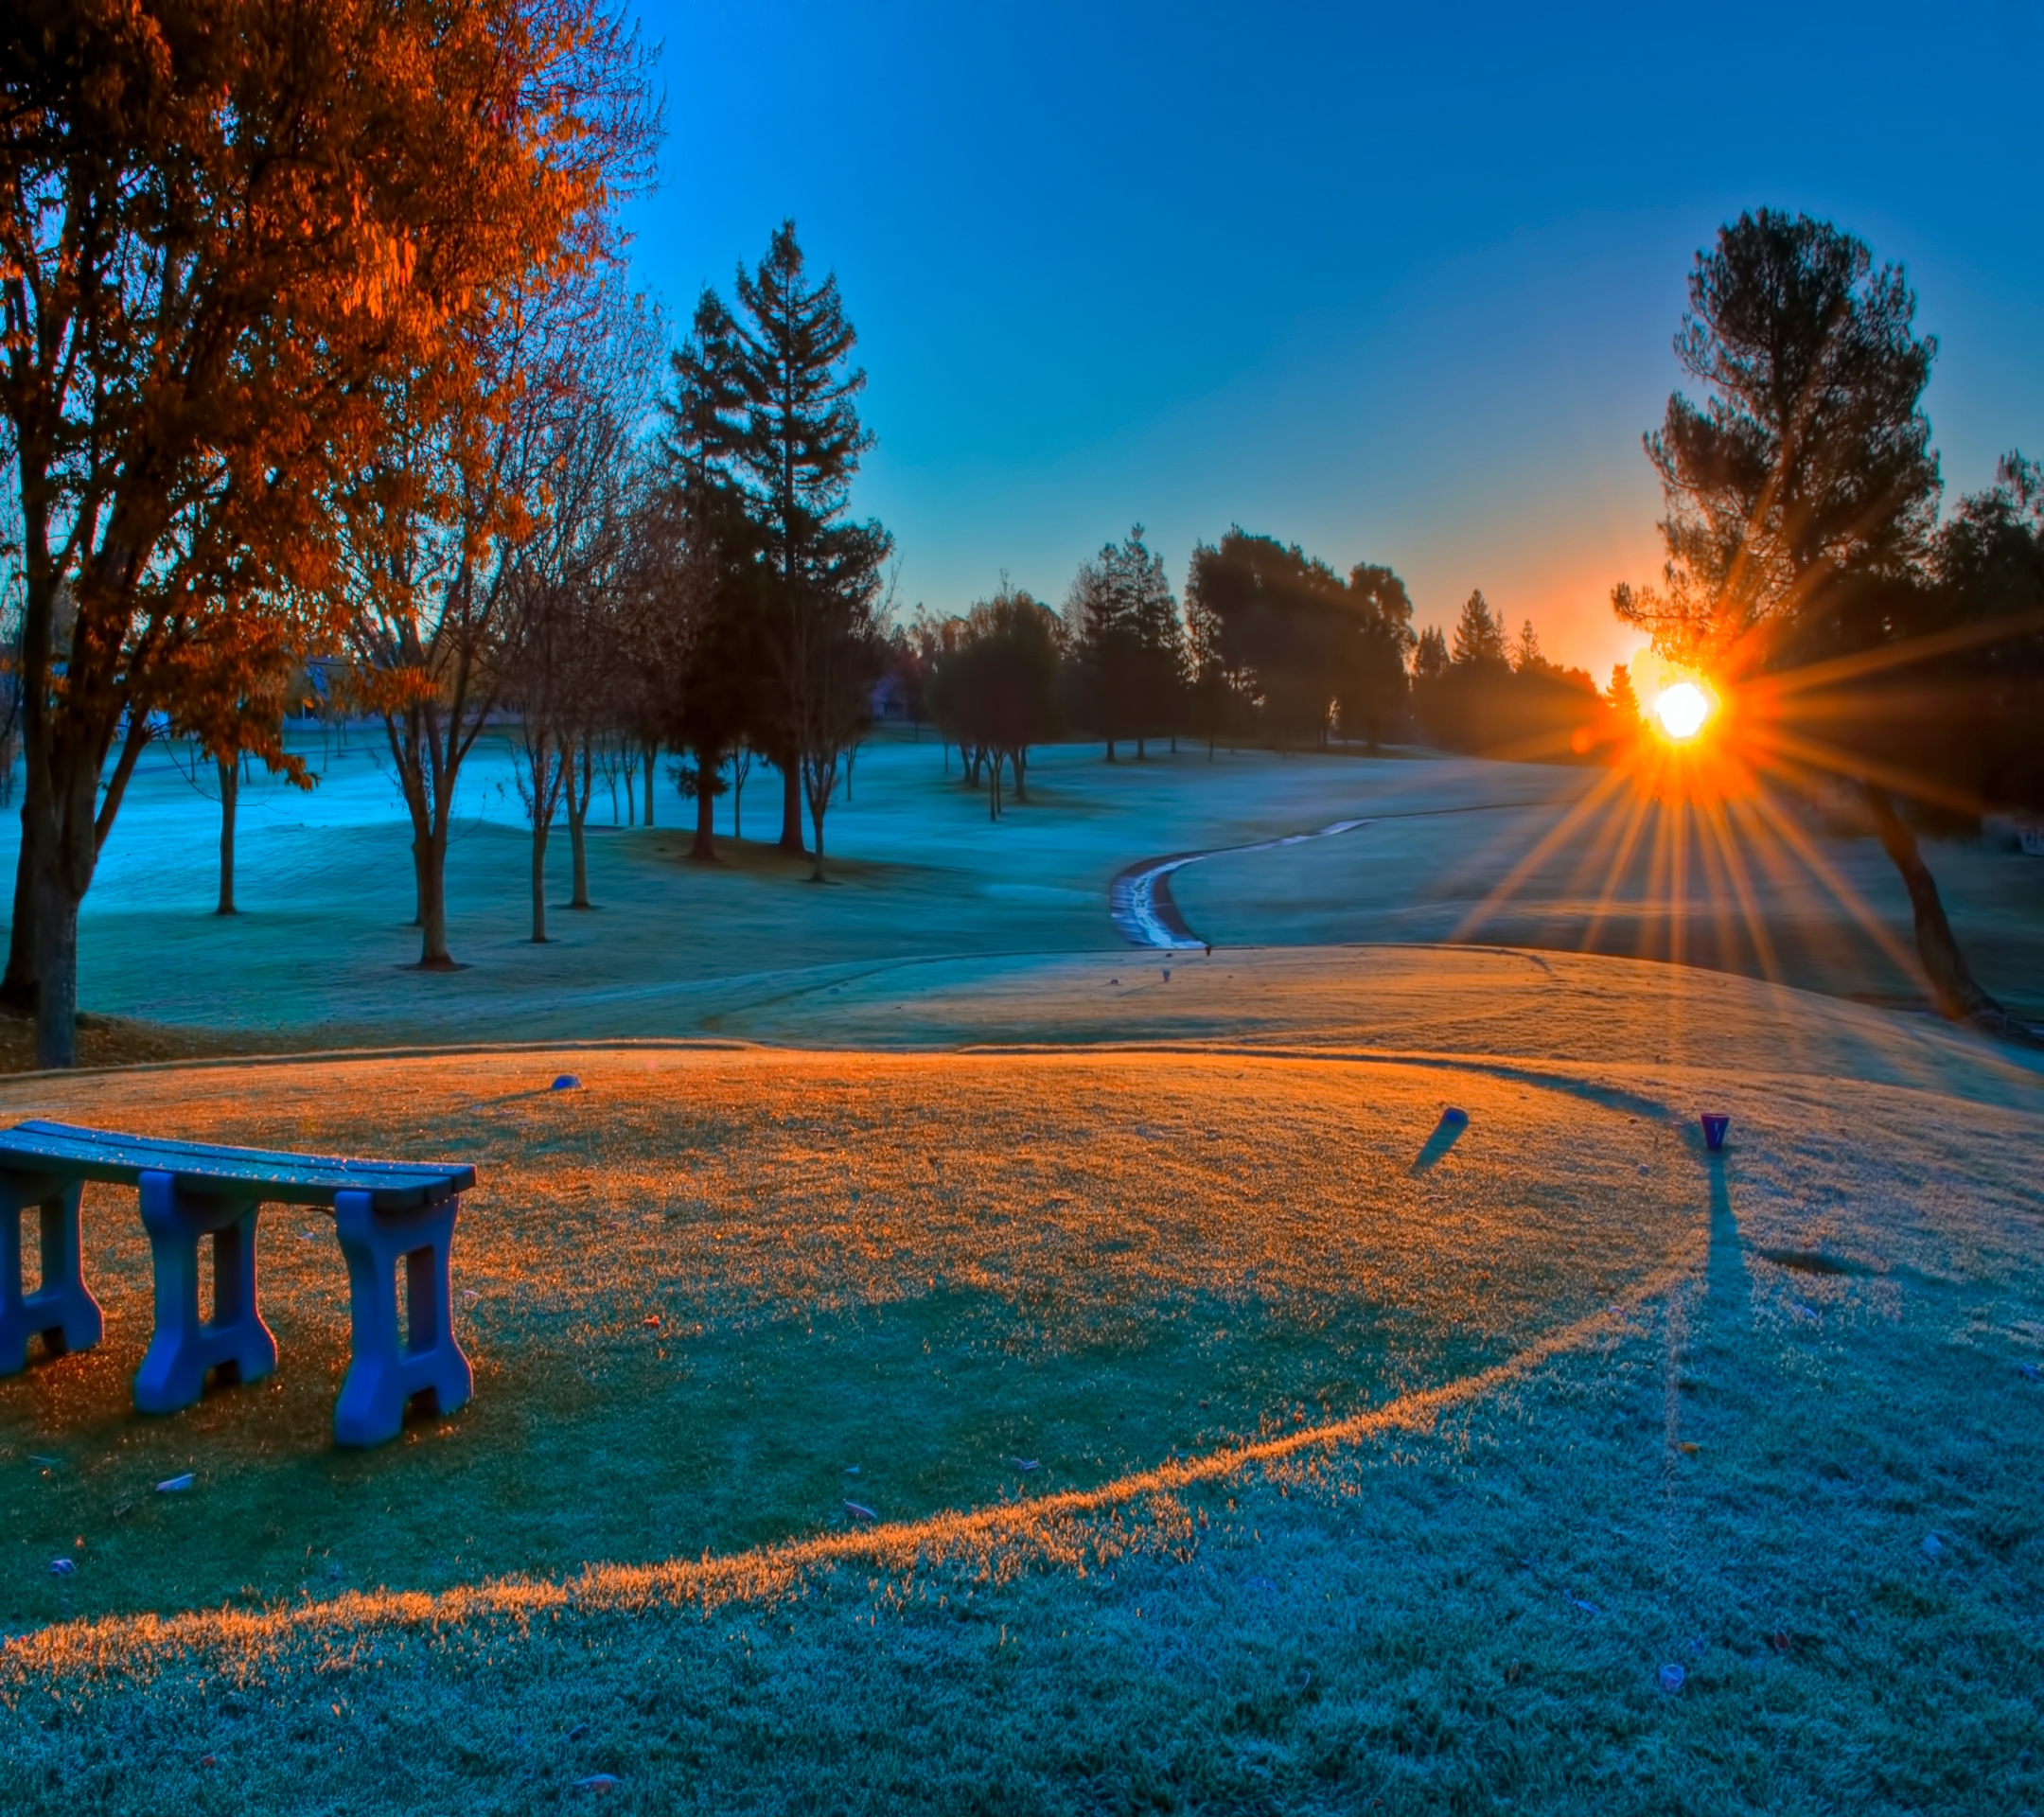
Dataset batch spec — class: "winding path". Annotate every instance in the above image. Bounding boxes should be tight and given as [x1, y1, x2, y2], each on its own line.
[1109, 819, 1373, 948]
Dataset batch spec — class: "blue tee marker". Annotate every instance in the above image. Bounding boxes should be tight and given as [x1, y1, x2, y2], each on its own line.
[1411, 1107, 1470, 1174]
[551, 1075, 581, 1092]
[1700, 1113, 1730, 1152]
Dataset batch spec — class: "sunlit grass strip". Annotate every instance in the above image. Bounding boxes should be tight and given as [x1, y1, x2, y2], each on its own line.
[0, 1244, 1700, 1693]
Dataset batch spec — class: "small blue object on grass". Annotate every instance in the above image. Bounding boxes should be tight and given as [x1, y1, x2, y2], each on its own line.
[1700, 1112, 1730, 1151]
[1410, 1108, 1470, 1174]
[47, 1557, 74, 1578]
[552, 1075, 581, 1092]
[1657, 1663, 1685, 1694]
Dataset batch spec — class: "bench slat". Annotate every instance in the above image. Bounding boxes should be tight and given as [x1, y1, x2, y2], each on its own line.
[0, 1120, 474, 1212]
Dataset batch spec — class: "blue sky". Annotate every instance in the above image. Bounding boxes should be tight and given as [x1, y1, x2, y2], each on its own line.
[621, 1, 2044, 678]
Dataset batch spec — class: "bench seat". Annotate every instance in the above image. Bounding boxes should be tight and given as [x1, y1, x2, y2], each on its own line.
[0, 1119, 477, 1447]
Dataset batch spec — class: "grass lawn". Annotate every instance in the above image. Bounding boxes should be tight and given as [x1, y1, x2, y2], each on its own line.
[12, 728, 2042, 1055]
[3, 951, 2040, 1812]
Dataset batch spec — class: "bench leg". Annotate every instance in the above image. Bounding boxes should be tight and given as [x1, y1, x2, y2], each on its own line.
[133, 1171, 277, 1415]
[332, 1189, 472, 1448]
[0, 1178, 102, 1375]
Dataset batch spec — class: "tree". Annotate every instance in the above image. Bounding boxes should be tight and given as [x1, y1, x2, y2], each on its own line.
[1340, 563, 1417, 749]
[1514, 619, 1545, 673]
[343, 276, 602, 964]
[1607, 662, 1642, 723]
[1118, 527, 1184, 757]
[1618, 209, 1939, 672]
[708, 222, 887, 859]
[0, 0, 654, 1061]
[1613, 209, 2036, 1035]
[1066, 546, 1138, 760]
[1184, 532, 1343, 747]
[164, 626, 306, 917]
[1452, 591, 1509, 666]
[927, 588, 1064, 817]
[658, 293, 764, 864]
[502, 295, 654, 939]
[1413, 626, 1449, 681]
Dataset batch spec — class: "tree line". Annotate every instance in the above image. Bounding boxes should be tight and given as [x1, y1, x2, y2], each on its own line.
[896, 524, 1612, 820]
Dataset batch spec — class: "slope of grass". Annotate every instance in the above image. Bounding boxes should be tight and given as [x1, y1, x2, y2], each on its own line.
[1, 988, 2039, 1811]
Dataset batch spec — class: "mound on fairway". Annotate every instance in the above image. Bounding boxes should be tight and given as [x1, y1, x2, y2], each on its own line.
[1, 949, 2039, 1816]
[2, 1044, 1692, 1625]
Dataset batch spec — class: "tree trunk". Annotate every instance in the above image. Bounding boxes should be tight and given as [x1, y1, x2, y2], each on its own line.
[567, 741, 593, 909]
[1865, 784, 2036, 1041]
[643, 741, 656, 827]
[215, 754, 238, 915]
[690, 742, 719, 862]
[1104, 736, 1116, 764]
[807, 769, 828, 883]
[988, 750, 1002, 820]
[779, 755, 806, 854]
[30, 862, 78, 1070]
[732, 762, 744, 839]
[413, 823, 454, 968]
[2, 832, 37, 1015]
[1012, 747, 1029, 803]
[530, 814, 550, 943]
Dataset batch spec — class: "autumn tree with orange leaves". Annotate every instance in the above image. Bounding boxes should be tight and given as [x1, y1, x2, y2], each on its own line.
[0, 0, 655, 1063]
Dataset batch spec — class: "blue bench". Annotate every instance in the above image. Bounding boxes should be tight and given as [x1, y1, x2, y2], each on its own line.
[0, 1120, 476, 1448]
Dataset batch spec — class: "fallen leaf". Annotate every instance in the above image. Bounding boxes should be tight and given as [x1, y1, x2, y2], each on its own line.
[1679, 1441, 1700, 1455]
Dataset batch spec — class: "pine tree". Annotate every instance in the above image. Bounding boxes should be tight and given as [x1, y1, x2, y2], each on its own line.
[1606, 662, 1642, 721]
[1514, 619, 1545, 673]
[1118, 526, 1184, 757]
[1452, 591, 1508, 666]
[1413, 626, 1450, 680]
[697, 221, 889, 858]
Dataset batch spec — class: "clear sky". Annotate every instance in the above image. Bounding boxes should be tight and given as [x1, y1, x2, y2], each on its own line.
[621, 0, 2044, 679]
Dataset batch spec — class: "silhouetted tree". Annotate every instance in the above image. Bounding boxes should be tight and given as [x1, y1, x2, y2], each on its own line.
[1339, 563, 1417, 748]
[714, 221, 888, 859]
[928, 589, 1064, 817]
[1614, 208, 2036, 1036]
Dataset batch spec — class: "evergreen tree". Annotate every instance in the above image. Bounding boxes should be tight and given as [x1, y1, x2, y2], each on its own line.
[1118, 526, 1184, 757]
[678, 218, 887, 858]
[1413, 626, 1450, 680]
[1452, 591, 1508, 666]
[1606, 662, 1642, 721]
[1067, 538, 1139, 760]
[713, 221, 889, 856]
[1514, 619, 1545, 673]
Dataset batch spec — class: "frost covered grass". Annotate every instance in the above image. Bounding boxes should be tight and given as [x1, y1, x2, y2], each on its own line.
[0, 1043, 1690, 1626]
[18, 729, 2043, 1051]
[0, 955, 2040, 1812]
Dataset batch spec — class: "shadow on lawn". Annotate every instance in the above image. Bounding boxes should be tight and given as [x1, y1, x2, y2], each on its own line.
[1705, 1152, 1751, 1324]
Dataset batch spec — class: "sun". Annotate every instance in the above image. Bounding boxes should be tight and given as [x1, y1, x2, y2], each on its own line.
[1653, 679, 1712, 741]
